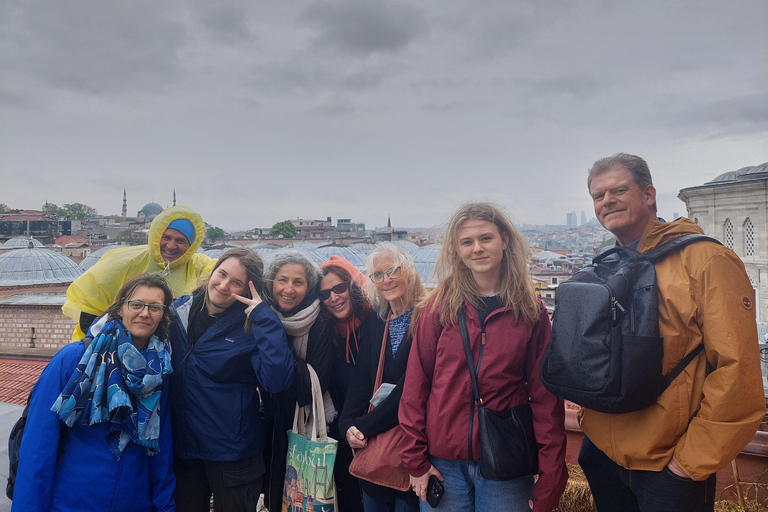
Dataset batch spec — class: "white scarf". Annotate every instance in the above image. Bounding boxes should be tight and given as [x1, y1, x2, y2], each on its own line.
[275, 299, 338, 425]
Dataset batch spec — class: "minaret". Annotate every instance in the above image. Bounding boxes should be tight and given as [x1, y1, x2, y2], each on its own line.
[122, 189, 127, 219]
[173, 189, 177, 206]
[386, 215, 392, 233]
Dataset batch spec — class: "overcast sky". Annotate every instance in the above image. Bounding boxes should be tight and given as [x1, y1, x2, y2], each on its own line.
[1, 0, 766, 231]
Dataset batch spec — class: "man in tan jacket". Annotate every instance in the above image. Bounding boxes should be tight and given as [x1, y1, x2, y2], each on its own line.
[577, 153, 765, 511]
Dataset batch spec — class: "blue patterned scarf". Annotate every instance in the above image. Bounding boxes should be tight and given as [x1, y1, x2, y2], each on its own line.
[51, 319, 172, 459]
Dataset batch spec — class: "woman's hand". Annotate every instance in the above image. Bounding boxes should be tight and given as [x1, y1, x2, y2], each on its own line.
[410, 465, 443, 502]
[233, 281, 263, 316]
[346, 426, 368, 449]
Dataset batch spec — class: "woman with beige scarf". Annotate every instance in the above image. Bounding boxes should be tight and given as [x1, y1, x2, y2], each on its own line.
[261, 250, 336, 512]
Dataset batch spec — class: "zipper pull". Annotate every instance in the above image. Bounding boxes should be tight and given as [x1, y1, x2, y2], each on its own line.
[611, 298, 626, 321]
[482, 331, 486, 345]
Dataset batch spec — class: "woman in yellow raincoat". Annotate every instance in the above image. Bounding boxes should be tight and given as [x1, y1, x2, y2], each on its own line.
[62, 205, 217, 339]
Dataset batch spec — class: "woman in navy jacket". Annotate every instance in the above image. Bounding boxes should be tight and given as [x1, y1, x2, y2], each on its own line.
[169, 247, 295, 512]
[12, 274, 175, 512]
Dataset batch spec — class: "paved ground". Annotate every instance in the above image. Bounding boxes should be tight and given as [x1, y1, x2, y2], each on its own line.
[0, 402, 25, 512]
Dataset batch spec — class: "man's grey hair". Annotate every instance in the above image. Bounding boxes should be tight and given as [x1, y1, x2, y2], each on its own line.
[588, 153, 653, 191]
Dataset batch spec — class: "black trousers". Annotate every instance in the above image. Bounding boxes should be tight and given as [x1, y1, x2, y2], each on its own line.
[579, 436, 716, 512]
[174, 456, 265, 512]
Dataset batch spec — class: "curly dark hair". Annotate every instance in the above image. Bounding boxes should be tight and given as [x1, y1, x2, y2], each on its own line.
[105, 274, 173, 341]
[319, 265, 369, 323]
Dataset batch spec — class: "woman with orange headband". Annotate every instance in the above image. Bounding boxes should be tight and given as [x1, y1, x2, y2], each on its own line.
[319, 256, 381, 511]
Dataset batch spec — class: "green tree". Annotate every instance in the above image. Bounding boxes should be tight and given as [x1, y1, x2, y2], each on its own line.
[0, 203, 8, 212]
[63, 203, 98, 219]
[207, 226, 227, 241]
[42, 202, 67, 217]
[270, 220, 297, 238]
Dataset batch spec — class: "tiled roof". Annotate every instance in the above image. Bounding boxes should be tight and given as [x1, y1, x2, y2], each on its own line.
[0, 359, 47, 405]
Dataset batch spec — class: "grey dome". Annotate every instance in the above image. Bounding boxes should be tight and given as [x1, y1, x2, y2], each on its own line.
[2, 237, 43, 248]
[411, 244, 442, 288]
[138, 202, 164, 219]
[267, 247, 328, 268]
[708, 163, 768, 184]
[314, 245, 367, 270]
[79, 246, 122, 271]
[349, 242, 378, 255]
[391, 241, 419, 254]
[0, 247, 83, 286]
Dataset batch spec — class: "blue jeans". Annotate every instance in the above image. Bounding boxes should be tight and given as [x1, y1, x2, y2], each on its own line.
[423, 457, 534, 512]
[363, 490, 418, 512]
[579, 435, 716, 512]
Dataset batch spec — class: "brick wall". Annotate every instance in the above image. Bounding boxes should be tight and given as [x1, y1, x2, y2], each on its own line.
[0, 306, 74, 350]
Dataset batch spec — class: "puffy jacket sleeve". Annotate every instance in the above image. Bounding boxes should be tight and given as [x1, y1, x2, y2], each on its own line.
[149, 383, 175, 512]
[526, 304, 568, 512]
[398, 303, 441, 478]
[674, 250, 765, 480]
[249, 302, 296, 394]
[12, 343, 83, 512]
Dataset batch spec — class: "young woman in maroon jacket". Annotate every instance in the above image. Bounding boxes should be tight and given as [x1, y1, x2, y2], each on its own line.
[397, 202, 568, 512]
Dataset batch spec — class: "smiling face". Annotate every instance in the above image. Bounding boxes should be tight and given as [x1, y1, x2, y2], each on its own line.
[371, 254, 406, 307]
[320, 272, 352, 321]
[159, 228, 190, 263]
[272, 262, 309, 313]
[207, 257, 249, 311]
[456, 218, 508, 282]
[119, 285, 166, 349]
[589, 166, 657, 246]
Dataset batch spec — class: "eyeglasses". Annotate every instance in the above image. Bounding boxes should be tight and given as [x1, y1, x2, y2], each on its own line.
[124, 300, 167, 315]
[370, 266, 402, 284]
[318, 282, 348, 301]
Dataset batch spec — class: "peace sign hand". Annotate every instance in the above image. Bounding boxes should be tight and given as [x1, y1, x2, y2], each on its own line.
[233, 281, 263, 316]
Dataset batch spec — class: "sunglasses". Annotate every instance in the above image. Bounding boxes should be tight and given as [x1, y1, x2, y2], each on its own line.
[318, 282, 348, 301]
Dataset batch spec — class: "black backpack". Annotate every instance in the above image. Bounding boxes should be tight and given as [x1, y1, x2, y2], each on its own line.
[540, 234, 720, 414]
[6, 337, 92, 500]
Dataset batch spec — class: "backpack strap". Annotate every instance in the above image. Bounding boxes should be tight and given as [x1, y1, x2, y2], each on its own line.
[645, 234, 722, 263]
[661, 343, 705, 391]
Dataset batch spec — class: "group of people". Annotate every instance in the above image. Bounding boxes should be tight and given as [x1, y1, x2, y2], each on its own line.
[10, 152, 766, 512]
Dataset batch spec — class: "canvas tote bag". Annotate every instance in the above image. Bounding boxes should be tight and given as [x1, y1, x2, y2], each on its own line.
[282, 366, 338, 512]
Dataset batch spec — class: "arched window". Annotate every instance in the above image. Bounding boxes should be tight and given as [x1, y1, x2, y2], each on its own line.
[724, 219, 734, 249]
[744, 218, 755, 256]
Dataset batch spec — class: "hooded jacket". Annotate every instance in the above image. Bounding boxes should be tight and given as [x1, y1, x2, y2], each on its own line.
[63, 206, 216, 339]
[579, 218, 765, 480]
[398, 299, 568, 512]
[169, 295, 295, 461]
[12, 342, 174, 512]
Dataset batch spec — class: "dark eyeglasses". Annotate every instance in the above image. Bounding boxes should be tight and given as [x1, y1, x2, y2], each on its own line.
[124, 300, 166, 315]
[318, 282, 348, 301]
[370, 266, 402, 284]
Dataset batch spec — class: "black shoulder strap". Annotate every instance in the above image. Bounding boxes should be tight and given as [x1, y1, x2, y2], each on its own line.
[661, 343, 705, 390]
[458, 307, 484, 463]
[645, 234, 721, 263]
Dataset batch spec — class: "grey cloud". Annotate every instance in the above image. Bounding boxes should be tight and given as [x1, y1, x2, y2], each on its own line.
[302, 0, 428, 57]
[4, 0, 186, 95]
[249, 57, 392, 96]
[190, 2, 256, 45]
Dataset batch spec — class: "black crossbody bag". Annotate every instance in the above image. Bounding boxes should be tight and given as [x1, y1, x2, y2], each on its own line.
[458, 308, 538, 480]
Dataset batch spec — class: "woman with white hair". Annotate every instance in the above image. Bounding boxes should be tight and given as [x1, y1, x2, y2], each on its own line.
[339, 244, 426, 512]
[261, 250, 336, 512]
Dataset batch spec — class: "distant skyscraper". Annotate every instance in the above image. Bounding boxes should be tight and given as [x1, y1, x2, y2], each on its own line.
[122, 189, 127, 219]
[581, 210, 587, 226]
[566, 212, 577, 229]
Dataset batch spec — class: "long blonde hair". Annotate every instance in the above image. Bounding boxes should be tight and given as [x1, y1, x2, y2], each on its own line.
[428, 202, 539, 327]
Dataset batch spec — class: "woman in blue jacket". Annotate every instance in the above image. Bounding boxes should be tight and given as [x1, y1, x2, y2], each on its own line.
[169, 247, 295, 512]
[12, 274, 176, 512]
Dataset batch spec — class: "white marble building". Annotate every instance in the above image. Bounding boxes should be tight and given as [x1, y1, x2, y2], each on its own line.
[678, 162, 768, 321]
